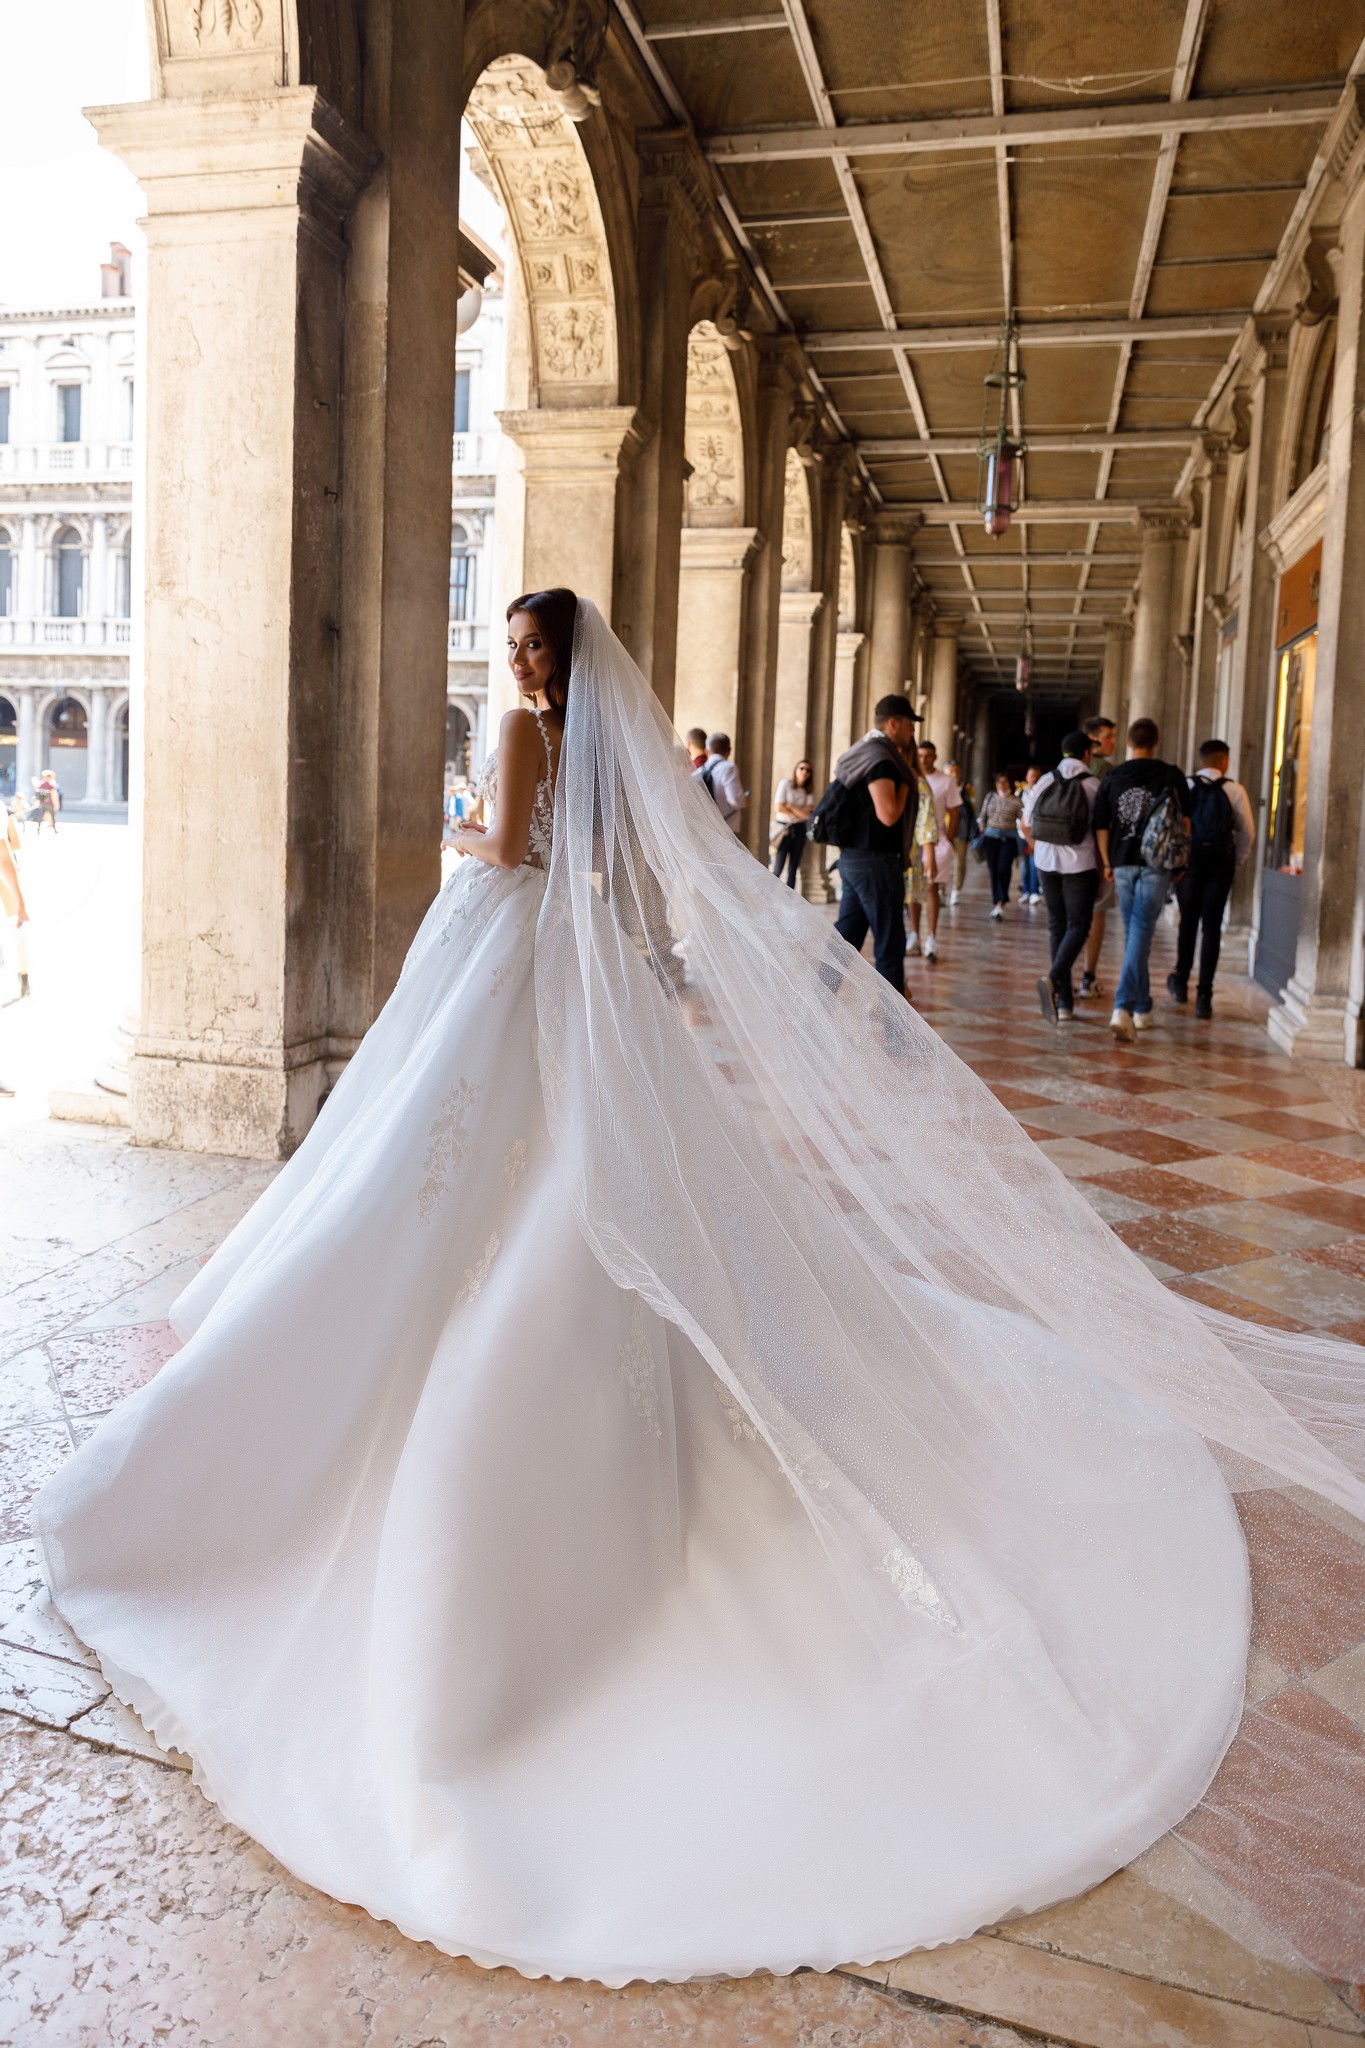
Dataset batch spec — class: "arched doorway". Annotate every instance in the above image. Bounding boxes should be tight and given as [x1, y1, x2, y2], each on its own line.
[0, 695, 15, 799]
[445, 701, 471, 781]
[772, 447, 819, 798]
[46, 694, 88, 800]
[675, 321, 755, 756]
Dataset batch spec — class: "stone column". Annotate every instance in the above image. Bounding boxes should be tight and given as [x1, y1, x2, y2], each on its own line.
[1271, 166, 1365, 1062]
[1101, 618, 1132, 732]
[15, 689, 35, 794]
[85, 687, 109, 805]
[1186, 440, 1229, 760]
[613, 140, 704, 719]
[831, 628, 866, 760]
[773, 590, 821, 783]
[89, 91, 381, 1157]
[17, 517, 37, 619]
[864, 514, 917, 711]
[927, 618, 959, 761]
[675, 526, 759, 746]
[493, 407, 646, 729]
[1227, 318, 1292, 938]
[1127, 511, 1187, 739]
[734, 339, 798, 858]
[89, 514, 108, 624]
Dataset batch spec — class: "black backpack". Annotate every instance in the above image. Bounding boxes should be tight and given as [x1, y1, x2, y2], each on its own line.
[807, 775, 860, 847]
[1188, 775, 1237, 864]
[1029, 769, 1091, 846]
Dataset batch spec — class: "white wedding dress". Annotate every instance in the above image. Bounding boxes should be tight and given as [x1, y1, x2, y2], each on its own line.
[36, 604, 1365, 1984]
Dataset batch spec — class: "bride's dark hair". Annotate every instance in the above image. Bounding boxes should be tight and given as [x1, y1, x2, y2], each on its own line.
[507, 588, 578, 712]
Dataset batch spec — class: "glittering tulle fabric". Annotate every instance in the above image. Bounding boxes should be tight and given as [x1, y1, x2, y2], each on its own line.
[34, 602, 1365, 1983]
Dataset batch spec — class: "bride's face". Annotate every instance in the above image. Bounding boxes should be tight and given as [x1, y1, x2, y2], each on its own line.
[507, 612, 557, 700]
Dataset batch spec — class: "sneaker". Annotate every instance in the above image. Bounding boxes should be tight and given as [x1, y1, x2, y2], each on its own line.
[1056, 1006, 1076, 1023]
[1195, 994, 1213, 1020]
[1036, 976, 1058, 1024]
[948, 889, 960, 907]
[1078, 974, 1100, 1000]
[1134, 1011, 1155, 1032]
[1166, 973, 1188, 1006]
[990, 904, 1004, 920]
[923, 935, 938, 962]
[1110, 1008, 1136, 1043]
[1030, 892, 1043, 904]
[906, 932, 921, 956]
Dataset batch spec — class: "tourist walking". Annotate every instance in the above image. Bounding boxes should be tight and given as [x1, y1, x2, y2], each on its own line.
[825, 693, 919, 991]
[1015, 767, 1041, 901]
[906, 739, 960, 963]
[1093, 718, 1192, 1043]
[684, 727, 709, 773]
[692, 732, 745, 833]
[771, 758, 815, 888]
[1167, 738, 1255, 1020]
[1078, 714, 1118, 1001]
[903, 744, 941, 941]
[977, 772, 1023, 918]
[33, 770, 60, 836]
[1023, 733, 1101, 1023]
[35, 590, 1365, 1988]
[945, 761, 975, 904]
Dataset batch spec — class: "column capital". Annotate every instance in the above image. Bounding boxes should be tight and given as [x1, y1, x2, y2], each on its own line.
[1198, 430, 1232, 475]
[779, 588, 824, 627]
[836, 628, 866, 657]
[496, 406, 647, 480]
[1138, 506, 1191, 543]
[678, 525, 760, 572]
[870, 511, 922, 548]
[754, 334, 806, 396]
[1103, 616, 1134, 642]
[87, 90, 379, 239]
[932, 615, 960, 641]
[1251, 313, 1294, 375]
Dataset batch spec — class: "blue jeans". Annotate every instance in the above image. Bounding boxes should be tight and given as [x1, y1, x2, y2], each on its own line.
[1018, 850, 1038, 896]
[1113, 865, 1171, 1015]
[834, 850, 906, 991]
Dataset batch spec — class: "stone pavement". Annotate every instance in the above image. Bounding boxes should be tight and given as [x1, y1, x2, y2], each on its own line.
[1, 878, 1364, 2046]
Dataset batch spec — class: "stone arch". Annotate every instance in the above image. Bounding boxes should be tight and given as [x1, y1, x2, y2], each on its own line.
[465, 56, 618, 410]
[674, 321, 759, 751]
[780, 448, 814, 592]
[683, 322, 744, 529]
[837, 525, 857, 630]
[1292, 318, 1336, 493]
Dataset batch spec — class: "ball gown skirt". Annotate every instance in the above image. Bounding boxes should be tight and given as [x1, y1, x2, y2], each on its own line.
[35, 851, 1250, 1986]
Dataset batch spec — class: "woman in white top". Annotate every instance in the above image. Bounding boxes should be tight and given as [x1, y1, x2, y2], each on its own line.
[771, 757, 815, 887]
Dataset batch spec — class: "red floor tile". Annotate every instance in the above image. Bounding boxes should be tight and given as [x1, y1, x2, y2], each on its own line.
[1084, 1166, 1230, 1210]
[1167, 1277, 1313, 1332]
[1302, 1240, 1365, 1285]
[1227, 1108, 1360, 1145]
[1242, 1144, 1365, 1188]
[1270, 1186, 1365, 1235]
[1111, 1215, 1265, 1274]
[1079, 1128, 1217, 1166]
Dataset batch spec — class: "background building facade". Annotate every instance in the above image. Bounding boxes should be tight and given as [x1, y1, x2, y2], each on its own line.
[0, 245, 134, 811]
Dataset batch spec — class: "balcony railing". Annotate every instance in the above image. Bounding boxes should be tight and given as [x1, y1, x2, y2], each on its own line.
[0, 442, 135, 478]
[452, 432, 494, 472]
[447, 620, 488, 654]
[0, 616, 131, 647]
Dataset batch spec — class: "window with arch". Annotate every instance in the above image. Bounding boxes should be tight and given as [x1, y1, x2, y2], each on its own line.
[55, 527, 84, 618]
[0, 528, 12, 618]
[449, 527, 475, 622]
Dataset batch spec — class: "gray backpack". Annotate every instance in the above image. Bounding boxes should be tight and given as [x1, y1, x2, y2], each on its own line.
[1030, 772, 1091, 846]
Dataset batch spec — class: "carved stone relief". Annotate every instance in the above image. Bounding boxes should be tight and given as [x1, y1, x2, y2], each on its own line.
[683, 322, 743, 528]
[466, 59, 616, 402]
[186, 0, 264, 43]
[780, 447, 813, 591]
[837, 527, 856, 628]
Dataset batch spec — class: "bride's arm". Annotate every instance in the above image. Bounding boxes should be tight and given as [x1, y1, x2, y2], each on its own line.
[451, 708, 543, 869]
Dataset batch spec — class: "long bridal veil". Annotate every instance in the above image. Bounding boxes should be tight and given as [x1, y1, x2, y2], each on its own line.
[539, 599, 1365, 1975]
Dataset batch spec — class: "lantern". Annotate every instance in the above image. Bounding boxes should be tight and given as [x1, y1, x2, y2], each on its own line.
[977, 318, 1027, 540]
[1014, 653, 1032, 692]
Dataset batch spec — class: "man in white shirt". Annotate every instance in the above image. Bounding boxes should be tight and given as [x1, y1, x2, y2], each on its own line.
[1022, 731, 1100, 1023]
[906, 739, 960, 962]
[693, 732, 746, 834]
[1167, 738, 1256, 1021]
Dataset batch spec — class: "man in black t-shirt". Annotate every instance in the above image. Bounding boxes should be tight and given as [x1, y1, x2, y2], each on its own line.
[831, 694, 919, 993]
[1092, 718, 1191, 1042]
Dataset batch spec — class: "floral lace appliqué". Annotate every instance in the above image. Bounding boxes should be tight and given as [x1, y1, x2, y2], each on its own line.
[880, 1545, 961, 1635]
[503, 1137, 528, 1190]
[418, 1078, 481, 1222]
[617, 1293, 663, 1439]
[715, 1379, 761, 1444]
[457, 1232, 501, 1305]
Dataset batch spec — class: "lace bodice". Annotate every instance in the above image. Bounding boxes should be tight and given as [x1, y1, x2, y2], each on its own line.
[476, 706, 555, 870]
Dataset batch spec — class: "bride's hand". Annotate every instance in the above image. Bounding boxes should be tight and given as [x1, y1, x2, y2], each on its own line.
[453, 824, 488, 857]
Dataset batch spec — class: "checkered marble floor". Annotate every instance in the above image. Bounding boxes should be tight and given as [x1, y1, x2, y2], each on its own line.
[0, 884, 1363, 2046]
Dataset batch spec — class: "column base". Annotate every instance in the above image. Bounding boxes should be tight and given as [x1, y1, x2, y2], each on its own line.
[130, 1045, 335, 1159]
[1266, 976, 1357, 1064]
[799, 844, 837, 903]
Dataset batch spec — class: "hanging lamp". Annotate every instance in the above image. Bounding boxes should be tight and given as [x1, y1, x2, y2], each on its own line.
[978, 318, 1026, 538]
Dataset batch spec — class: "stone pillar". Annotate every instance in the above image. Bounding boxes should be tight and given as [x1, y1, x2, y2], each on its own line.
[831, 628, 865, 759]
[1127, 511, 1187, 739]
[864, 514, 916, 712]
[927, 618, 958, 761]
[85, 687, 109, 805]
[1271, 168, 1365, 1062]
[1186, 440, 1229, 761]
[1101, 618, 1132, 733]
[613, 140, 703, 718]
[15, 689, 35, 794]
[89, 91, 381, 1157]
[1227, 318, 1292, 939]
[675, 526, 759, 745]
[734, 339, 797, 858]
[493, 406, 646, 730]
[798, 450, 849, 900]
[17, 517, 37, 619]
[773, 589, 821, 785]
[89, 513, 108, 623]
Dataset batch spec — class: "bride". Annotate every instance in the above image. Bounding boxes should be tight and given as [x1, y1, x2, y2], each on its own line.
[36, 590, 1365, 1985]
